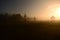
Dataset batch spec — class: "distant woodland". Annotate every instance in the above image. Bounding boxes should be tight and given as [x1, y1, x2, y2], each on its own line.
[0, 13, 36, 23]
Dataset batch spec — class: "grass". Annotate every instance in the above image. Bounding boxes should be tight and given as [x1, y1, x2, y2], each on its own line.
[1, 21, 60, 40]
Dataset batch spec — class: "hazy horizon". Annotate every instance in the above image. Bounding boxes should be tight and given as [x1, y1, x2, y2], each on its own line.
[1, 0, 60, 20]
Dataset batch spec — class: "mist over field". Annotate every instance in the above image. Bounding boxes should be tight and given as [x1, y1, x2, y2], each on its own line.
[0, 13, 60, 40]
[1, 0, 60, 40]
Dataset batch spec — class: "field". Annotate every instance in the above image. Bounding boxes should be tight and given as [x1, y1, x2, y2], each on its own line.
[1, 21, 60, 40]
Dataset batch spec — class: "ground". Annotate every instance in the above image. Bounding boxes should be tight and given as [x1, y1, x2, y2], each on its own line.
[0, 21, 60, 40]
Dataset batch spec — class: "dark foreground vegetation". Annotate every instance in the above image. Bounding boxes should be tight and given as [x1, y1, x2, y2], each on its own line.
[0, 13, 60, 40]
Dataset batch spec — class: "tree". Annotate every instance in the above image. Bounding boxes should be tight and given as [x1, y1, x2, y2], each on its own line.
[5, 13, 8, 16]
[34, 16, 36, 21]
[50, 16, 55, 21]
[24, 13, 27, 22]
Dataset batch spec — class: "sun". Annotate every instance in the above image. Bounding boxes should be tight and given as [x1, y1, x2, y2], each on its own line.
[56, 8, 60, 16]
[50, 7, 60, 20]
[53, 7, 60, 20]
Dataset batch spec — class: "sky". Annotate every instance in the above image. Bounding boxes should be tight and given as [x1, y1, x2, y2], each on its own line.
[0, 0, 60, 20]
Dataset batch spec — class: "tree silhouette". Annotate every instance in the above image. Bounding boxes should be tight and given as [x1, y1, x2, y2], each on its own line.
[15, 14, 22, 22]
[5, 13, 8, 16]
[34, 16, 36, 21]
[50, 16, 55, 21]
[24, 13, 27, 22]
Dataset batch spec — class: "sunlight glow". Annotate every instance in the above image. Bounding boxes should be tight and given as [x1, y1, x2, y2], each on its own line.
[50, 6, 60, 20]
[56, 8, 60, 16]
[54, 7, 60, 20]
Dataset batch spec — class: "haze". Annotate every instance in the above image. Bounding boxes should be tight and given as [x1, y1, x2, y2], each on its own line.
[0, 0, 60, 21]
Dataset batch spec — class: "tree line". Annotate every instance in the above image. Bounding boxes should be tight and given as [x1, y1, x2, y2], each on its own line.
[0, 13, 36, 23]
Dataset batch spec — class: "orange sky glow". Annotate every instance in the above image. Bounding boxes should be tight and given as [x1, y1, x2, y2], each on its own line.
[27, 0, 60, 21]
